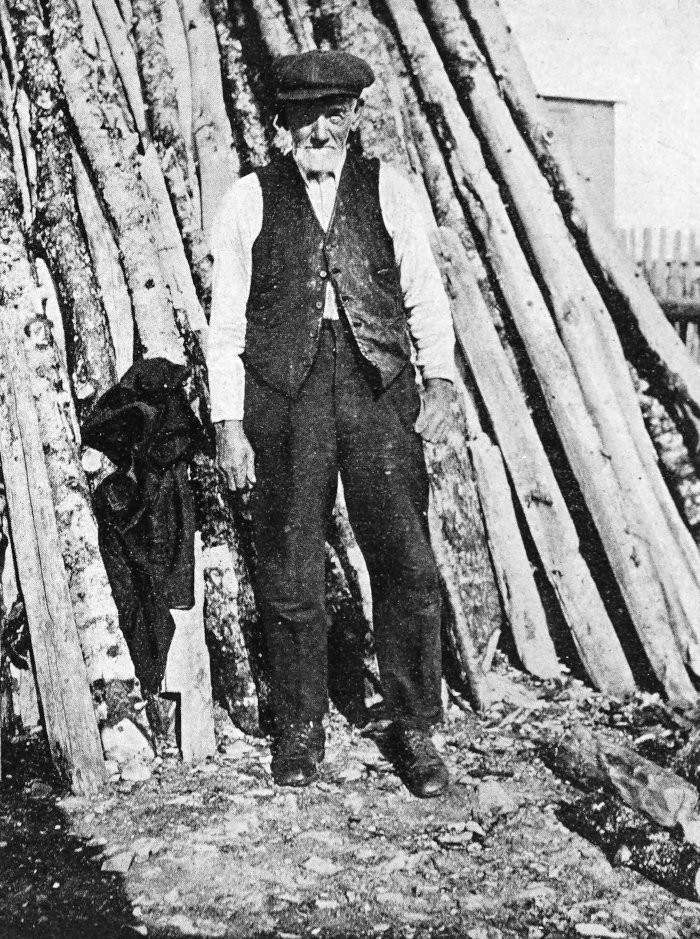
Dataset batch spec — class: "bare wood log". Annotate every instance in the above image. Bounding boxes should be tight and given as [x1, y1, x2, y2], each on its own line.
[674, 727, 700, 790]
[209, 0, 269, 168]
[9, 0, 117, 415]
[420, 0, 700, 670]
[92, 0, 149, 137]
[436, 227, 637, 698]
[551, 725, 700, 841]
[131, 0, 211, 304]
[176, 0, 240, 237]
[469, 435, 560, 681]
[159, 0, 201, 225]
[384, 0, 696, 705]
[0, 124, 106, 794]
[71, 146, 134, 379]
[47, 0, 184, 362]
[560, 791, 700, 902]
[0, 23, 32, 226]
[463, 0, 700, 420]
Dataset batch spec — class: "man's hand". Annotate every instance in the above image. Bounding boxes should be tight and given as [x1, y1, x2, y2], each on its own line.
[215, 419, 256, 490]
[414, 378, 456, 444]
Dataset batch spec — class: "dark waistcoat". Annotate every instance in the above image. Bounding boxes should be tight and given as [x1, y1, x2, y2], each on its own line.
[245, 152, 411, 397]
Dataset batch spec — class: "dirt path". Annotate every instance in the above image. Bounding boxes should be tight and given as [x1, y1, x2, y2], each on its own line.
[3, 668, 700, 939]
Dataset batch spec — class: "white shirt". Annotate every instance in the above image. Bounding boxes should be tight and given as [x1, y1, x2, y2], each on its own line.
[208, 153, 456, 422]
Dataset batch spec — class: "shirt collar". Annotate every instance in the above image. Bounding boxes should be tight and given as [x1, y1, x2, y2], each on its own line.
[293, 148, 347, 186]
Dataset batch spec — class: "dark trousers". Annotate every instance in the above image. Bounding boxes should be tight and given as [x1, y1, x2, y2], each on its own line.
[243, 317, 443, 735]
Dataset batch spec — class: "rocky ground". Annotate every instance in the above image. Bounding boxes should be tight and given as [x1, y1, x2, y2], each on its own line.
[3, 663, 700, 939]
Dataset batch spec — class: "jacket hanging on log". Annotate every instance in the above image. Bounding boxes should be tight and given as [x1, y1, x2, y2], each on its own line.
[83, 359, 205, 693]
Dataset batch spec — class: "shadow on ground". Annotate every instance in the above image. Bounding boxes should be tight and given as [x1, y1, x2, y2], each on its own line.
[0, 736, 137, 939]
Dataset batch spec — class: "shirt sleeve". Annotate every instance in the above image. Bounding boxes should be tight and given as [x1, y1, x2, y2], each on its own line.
[207, 174, 263, 422]
[378, 163, 457, 383]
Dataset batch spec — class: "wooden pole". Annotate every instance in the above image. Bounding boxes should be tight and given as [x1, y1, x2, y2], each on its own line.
[461, 0, 700, 420]
[436, 227, 636, 699]
[0, 124, 106, 794]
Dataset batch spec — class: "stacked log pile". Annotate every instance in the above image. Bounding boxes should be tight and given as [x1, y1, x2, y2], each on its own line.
[2, 0, 700, 791]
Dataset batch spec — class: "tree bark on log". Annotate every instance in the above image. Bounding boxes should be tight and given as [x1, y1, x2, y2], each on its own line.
[559, 791, 700, 902]
[436, 227, 636, 698]
[209, 0, 270, 170]
[46, 0, 185, 362]
[420, 0, 700, 673]
[176, 0, 240, 238]
[131, 0, 212, 305]
[92, 0, 149, 138]
[550, 725, 700, 841]
[8, 0, 117, 417]
[469, 435, 560, 681]
[0, 123, 106, 794]
[462, 0, 700, 421]
[383, 0, 696, 706]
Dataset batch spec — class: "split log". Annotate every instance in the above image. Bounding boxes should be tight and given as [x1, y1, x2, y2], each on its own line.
[436, 227, 635, 698]
[0, 123, 106, 794]
[176, 0, 240, 237]
[131, 0, 212, 304]
[46, 0, 184, 362]
[383, 0, 695, 705]
[462, 0, 700, 420]
[420, 0, 700, 673]
[71, 146, 134, 379]
[209, 0, 269, 169]
[550, 725, 700, 842]
[281, 0, 315, 50]
[469, 435, 560, 680]
[674, 727, 700, 790]
[8, 0, 117, 416]
[560, 791, 700, 902]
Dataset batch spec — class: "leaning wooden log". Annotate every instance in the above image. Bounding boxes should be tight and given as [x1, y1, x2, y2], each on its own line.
[191, 454, 261, 735]
[427, 404, 504, 710]
[249, 0, 298, 57]
[8, 0, 117, 417]
[0, 123, 106, 795]
[131, 0, 212, 305]
[469, 434, 560, 681]
[92, 0, 149, 138]
[560, 791, 700, 902]
[436, 227, 636, 698]
[420, 0, 700, 670]
[46, 0, 184, 362]
[463, 0, 700, 420]
[674, 726, 700, 790]
[177, 0, 240, 238]
[71, 146, 134, 379]
[550, 725, 700, 842]
[633, 366, 700, 542]
[384, 0, 696, 706]
[209, 0, 270, 169]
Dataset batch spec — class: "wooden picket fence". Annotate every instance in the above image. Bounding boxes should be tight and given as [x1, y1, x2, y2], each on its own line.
[618, 228, 700, 361]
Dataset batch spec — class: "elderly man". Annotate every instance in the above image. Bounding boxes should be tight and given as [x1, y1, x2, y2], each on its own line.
[208, 50, 457, 796]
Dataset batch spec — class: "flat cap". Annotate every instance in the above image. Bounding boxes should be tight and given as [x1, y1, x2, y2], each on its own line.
[273, 50, 374, 101]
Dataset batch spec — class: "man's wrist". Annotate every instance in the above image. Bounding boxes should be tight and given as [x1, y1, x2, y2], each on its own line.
[216, 419, 246, 436]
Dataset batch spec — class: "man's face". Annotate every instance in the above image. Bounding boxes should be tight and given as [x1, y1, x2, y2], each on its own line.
[285, 95, 361, 175]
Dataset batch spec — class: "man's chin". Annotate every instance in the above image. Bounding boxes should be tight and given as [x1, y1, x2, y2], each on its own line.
[294, 148, 342, 175]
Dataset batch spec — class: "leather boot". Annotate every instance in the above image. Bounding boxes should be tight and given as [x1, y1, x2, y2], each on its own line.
[392, 724, 449, 798]
[271, 723, 326, 787]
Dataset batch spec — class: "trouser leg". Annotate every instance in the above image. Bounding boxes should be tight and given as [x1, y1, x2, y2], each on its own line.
[243, 329, 338, 736]
[333, 317, 443, 731]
